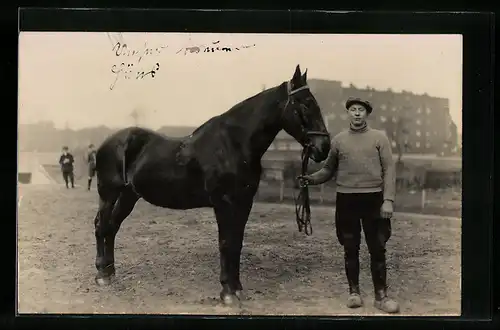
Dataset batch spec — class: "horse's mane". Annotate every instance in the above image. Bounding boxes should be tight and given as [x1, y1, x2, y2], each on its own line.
[188, 82, 286, 138]
[223, 84, 283, 117]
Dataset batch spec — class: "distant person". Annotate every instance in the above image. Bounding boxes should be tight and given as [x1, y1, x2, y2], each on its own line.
[86, 144, 97, 190]
[298, 97, 399, 314]
[59, 146, 75, 189]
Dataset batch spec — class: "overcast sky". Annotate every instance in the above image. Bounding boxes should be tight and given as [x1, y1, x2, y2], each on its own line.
[18, 32, 463, 133]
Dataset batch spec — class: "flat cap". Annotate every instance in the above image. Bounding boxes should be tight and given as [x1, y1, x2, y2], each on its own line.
[345, 97, 373, 114]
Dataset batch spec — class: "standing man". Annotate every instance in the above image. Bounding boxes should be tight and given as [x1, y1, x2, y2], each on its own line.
[59, 146, 75, 189]
[299, 97, 399, 314]
[86, 144, 97, 190]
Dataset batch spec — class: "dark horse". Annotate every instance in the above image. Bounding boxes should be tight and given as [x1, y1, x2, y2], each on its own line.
[93, 65, 331, 306]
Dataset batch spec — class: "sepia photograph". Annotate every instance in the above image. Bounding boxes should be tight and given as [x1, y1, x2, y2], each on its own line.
[17, 32, 462, 316]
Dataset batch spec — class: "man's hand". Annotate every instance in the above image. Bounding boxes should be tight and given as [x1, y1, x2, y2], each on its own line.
[297, 175, 312, 188]
[381, 200, 394, 219]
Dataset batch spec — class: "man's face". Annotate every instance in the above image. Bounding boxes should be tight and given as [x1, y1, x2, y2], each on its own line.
[347, 104, 368, 125]
[63, 149, 68, 155]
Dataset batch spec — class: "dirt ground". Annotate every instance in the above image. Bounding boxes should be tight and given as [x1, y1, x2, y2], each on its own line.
[17, 184, 461, 316]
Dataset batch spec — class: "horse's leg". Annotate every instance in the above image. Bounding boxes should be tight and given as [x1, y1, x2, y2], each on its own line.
[94, 195, 118, 285]
[95, 188, 138, 285]
[232, 200, 253, 300]
[214, 198, 252, 306]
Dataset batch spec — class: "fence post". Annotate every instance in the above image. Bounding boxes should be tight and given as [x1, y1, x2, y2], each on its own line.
[279, 179, 285, 202]
[421, 188, 426, 209]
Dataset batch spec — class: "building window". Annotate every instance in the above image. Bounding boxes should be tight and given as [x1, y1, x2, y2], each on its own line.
[416, 141, 421, 148]
[425, 131, 430, 137]
[426, 107, 431, 114]
[391, 140, 397, 148]
[392, 116, 397, 123]
[381, 104, 387, 110]
[416, 119, 422, 125]
[416, 130, 421, 137]
[434, 131, 438, 135]
[392, 106, 397, 112]
[417, 107, 422, 114]
[380, 116, 387, 123]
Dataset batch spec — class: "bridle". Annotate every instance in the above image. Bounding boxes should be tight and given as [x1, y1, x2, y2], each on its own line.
[284, 81, 330, 145]
[283, 81, 330, 236]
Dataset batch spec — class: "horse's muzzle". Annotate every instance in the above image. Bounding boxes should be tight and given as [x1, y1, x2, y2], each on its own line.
[309, 135, 331, 162]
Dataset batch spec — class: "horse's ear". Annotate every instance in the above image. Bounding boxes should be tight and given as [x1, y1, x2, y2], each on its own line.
[302, 69, 308, 82]
[292, 64, 302, 82]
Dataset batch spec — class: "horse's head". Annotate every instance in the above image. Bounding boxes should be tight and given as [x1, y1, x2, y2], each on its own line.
[281, 65, 331, 162]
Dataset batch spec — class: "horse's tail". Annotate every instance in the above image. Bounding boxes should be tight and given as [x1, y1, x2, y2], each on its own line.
[96, 127, 150, 194]
[120, 127, 151, 187]
[121, 131, 134, 186]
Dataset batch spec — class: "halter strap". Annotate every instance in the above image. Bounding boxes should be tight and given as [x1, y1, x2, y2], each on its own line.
[286, 80, 310, 96]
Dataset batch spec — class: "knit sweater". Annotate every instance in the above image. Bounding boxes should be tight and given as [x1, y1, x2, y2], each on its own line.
[308, 123, 396, 202]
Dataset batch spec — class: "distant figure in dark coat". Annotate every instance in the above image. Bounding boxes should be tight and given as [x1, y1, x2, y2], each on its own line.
[59, 146, 75, 189]
[86, 144, 97, 190]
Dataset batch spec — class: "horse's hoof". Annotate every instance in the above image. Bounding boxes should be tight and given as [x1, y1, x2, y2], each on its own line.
[95, 275, 113, 286]
[220, 293, 241, 307]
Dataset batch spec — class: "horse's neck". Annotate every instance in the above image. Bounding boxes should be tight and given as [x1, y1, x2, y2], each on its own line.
[246, 84, 287, 161]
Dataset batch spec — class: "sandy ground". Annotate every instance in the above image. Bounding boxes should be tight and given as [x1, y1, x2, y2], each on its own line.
[17, 184, 461, 316]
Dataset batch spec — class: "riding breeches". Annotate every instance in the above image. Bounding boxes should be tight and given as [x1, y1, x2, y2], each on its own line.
[334, 192, 392, 295]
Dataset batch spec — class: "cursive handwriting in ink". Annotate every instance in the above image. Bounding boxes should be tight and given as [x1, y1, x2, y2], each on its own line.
[137, 63, 160, 80]
[176, 40, 256, 55]
[109, 62, 160, 90]
[112, 41, 167, 63]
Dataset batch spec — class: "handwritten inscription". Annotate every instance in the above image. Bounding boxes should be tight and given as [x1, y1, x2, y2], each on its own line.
[110, 62, 160, 90]
[109, 40, 166, 90]
[112, 41, 168, 63]
[108, 37, 256, 90]
[176, 40, 256, 55]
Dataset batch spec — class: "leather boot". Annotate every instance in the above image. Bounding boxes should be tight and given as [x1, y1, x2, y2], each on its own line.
[345, 253, 363, 308]
[371, 258, 399, 314]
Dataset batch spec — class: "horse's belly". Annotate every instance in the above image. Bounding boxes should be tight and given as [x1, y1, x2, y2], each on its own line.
[133, 175, 211, 210]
